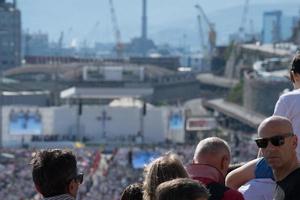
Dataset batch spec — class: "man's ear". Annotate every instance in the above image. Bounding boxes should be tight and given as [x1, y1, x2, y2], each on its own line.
[68, 179, 78, 198]
[292, 135, 298, 149]
[34, 183, 42, 194]
[293, 71, 300, 82]
[290, 70, 295, 83]
[221, 155, 229, 172]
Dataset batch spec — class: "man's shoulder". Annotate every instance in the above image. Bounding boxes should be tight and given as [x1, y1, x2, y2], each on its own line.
[223, 188, 244, 200]
[276, 168, 300, 199]
[281, 167, 300, 183]
[43, 194, 75, 200]
[280, 89, 300, 99]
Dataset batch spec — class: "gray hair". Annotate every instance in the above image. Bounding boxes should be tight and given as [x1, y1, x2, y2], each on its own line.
[193, 137, 231, 162]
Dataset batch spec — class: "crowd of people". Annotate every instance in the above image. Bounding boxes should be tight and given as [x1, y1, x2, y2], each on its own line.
[0, 133, 256, 200]
[2, 54, 300, 200]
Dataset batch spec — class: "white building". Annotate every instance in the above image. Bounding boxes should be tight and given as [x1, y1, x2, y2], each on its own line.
[1, 86, 188, 147]
[1, 103, 187, 147]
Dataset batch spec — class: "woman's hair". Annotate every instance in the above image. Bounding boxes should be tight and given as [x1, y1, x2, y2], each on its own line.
[290, 53, 300, 83]
[291, 53, 300, 74]
[143, 152, 189, 200]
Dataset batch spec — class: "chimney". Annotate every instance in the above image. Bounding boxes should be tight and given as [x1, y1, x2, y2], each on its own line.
[141, 0, 147, 40]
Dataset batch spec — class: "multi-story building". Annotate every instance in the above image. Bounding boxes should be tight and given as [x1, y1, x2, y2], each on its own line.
[262, 10, 282, 44]
[0, 0, 21, 70]
[23, 32, 49, 56]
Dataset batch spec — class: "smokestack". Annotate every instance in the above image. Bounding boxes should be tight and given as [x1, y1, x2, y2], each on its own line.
[141, 0, 147, 40]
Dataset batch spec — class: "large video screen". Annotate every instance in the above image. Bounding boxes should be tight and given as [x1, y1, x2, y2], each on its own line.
[9, 110, 42, 135]
[132, 151, 160, 169]
[169, 112, 184, 130]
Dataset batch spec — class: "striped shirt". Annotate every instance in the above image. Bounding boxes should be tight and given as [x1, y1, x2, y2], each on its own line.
[43, 194, 75, 200]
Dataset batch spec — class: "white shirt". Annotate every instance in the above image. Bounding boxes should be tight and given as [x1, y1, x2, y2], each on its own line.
[273, 89, 300, 158]
[238, 178, 276, 200]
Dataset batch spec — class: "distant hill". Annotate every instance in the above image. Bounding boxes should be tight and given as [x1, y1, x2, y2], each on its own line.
[18, 1, 300, 48]
[150, 3, 300, 48]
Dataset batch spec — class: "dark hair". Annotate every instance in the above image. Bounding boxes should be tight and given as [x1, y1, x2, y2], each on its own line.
[30, 149, 77, 197]
[156, 178, 210, 200]
[121, 183, 143, 200]
[291, 53, 300, 74]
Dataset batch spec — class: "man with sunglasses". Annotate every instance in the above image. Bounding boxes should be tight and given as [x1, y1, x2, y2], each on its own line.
[226, 116, 300, 200]
[31, 149, 84, 200]
[226, 54, 300, 196]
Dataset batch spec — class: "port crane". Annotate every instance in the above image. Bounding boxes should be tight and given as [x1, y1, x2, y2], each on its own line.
[195, 4, 216, 56]
[238, 0, 250, 43]
[108, 0, 123, 57]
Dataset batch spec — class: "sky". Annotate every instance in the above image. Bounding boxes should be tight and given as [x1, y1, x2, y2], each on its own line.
[15, 0, 300, 46]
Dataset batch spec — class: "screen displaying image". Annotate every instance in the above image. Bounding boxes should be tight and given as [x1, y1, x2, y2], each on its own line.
[132, 151, 160, 169]
[9, 110, 42, 135]
[169, 112, 184, 129]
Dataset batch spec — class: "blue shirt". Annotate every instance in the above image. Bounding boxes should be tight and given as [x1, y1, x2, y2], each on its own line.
[255, 157, 274, 180]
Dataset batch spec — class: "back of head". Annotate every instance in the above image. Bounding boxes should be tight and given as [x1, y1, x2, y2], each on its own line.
[193, 137, 230, 163]
[290, 53, 300, 83]
[31, 149, 77, 197]
[156, 178, 210, 200]
[291, 53, 300, 75]
[143, 153, 188, 200]
[121, 183, 143, 200]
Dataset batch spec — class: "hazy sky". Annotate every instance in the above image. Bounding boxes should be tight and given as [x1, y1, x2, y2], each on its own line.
[16, 0, 300, 45]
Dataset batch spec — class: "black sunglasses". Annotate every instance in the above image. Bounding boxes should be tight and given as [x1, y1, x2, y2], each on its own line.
[68, 173, 84, 184]
[255, 133, 294, 148]
[75, 173, 84, 184]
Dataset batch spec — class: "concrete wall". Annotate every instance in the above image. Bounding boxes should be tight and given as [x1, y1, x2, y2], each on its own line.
[243, 73, 292, 116]
[1, 93, 50, 106]
[153, 81, 200, 104]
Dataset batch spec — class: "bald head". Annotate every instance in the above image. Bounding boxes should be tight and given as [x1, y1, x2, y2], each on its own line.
[258, 116, 293, 137]
[193, 137, 231, 164]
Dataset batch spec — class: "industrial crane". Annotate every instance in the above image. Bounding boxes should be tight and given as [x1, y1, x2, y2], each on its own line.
[196, 14, 206, 54]
[58, 31, 64, 50]
[238, 0, 250, 43]
[108, 0, 123, 57]
[225, 0, 251, 79]
[195, 4, 216, 56]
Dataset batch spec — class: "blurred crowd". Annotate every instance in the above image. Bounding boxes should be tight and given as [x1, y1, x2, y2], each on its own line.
[0, 133, 257, 200]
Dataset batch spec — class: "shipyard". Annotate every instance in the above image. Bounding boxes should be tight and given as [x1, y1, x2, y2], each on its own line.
[1, 0, 300, 199]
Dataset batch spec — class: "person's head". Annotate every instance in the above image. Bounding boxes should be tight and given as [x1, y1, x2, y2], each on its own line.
[255, 116, 297, 170]
[193, 137, 231, 176]
[143, 152, 189, 200]
[290, 53, 300, 88]
[156, 178, 210, 200]
[30, 149, 83, 198]
[121, 183, 143, 200]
